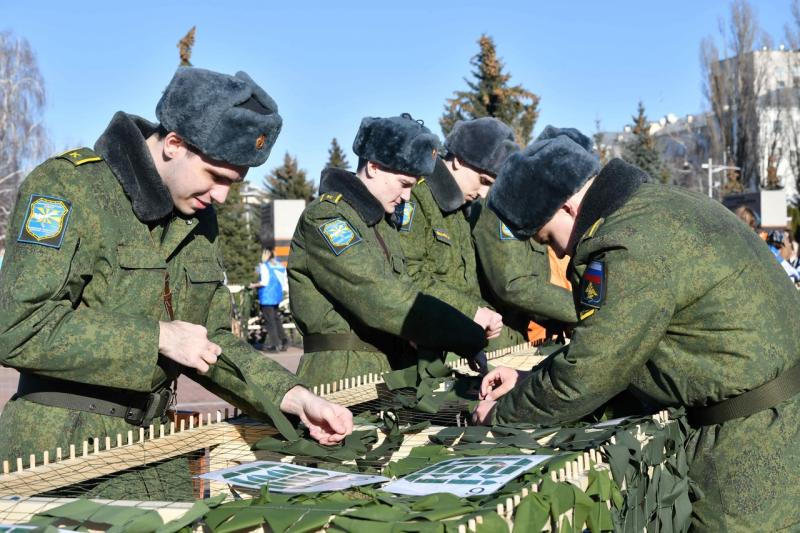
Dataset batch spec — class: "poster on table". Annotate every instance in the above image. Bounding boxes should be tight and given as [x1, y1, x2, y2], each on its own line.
[199, 460, 388, 493]
[382, 454, 553, 497]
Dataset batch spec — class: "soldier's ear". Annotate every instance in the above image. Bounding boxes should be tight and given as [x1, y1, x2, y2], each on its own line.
[365, 160, 382, 179]
[162, 131, 188, 160]
[563, 196, 582, 220]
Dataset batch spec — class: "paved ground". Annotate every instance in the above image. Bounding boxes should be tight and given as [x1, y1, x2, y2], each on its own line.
[0, 346, 303, 415]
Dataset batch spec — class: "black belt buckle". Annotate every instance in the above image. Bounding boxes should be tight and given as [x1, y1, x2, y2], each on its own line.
[125, 389, 173, 427]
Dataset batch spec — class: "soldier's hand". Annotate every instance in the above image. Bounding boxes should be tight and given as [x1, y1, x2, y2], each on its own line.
[468, 351, 489, 375]
[486, 312, 503, 339]
[158, 321, 222, 374]
[472, 399, 497, 425]
[473, 307, 503, 340]
[479, 366, 524, 401]
[280, 386, 354, 445]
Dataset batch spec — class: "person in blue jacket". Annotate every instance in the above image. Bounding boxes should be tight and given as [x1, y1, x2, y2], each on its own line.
[252, 247, 289, 352]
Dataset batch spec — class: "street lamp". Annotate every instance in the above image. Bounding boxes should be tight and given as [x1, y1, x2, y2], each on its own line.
[701, 158, 741, 199]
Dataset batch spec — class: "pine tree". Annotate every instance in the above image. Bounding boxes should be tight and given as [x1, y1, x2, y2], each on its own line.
[623, 102, 671, 184]
[216, 181, 261, 285]
[440, 34, 539, 146]
[262, 152, 317, 201]
[326, 138, 350, 170]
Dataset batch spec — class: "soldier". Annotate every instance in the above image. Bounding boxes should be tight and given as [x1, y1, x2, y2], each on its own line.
[470, 126, 581, 348]
[473, 129, 800, 531]
[395, 117, 512, 354]
[289, 114, 489, 386]
[0, 68, 353, 497]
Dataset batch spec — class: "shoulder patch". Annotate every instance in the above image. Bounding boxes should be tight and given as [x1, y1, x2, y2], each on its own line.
[416, 177, 426, 186]
[433, 228, 452, 245]
[582, 218, 605, 240]
[318, 218, 362, 256]
[320, 192, 343, 204]
[579, 260, 606, 309]
[499, 221, 518, 241]
[398, 201, 416, 232]
[17, 194, 72, 249]
[57, 148, 103, 167]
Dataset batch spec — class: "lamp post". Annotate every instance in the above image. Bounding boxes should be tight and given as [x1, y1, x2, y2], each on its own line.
[701, 158, 741, 199]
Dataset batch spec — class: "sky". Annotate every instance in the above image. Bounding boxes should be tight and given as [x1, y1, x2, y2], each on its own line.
[1, 0, 795, 187]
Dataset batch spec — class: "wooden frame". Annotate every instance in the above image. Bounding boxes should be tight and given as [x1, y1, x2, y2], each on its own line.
[0, 343, 676, 531]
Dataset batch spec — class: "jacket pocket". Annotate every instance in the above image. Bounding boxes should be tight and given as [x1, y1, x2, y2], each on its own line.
[390, 254, 407, 276]
[113, 244, 166, 316]
[182, 260, 225, 324]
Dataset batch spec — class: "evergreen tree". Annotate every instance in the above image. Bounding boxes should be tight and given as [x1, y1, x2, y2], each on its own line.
[440, 34, 539, 146]
[326, 137, 350, 170]
[216, 181, 261, 285]
[623, 102, 671, 184]
[262, 152, 316, 201]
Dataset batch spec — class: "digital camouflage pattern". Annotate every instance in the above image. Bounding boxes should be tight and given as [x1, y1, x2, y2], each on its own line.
[396, 177, 486, 320]
[470, 200, 576, 348]
[289, 168, 486, 386]
[495, 159, 800, 531]
[0, 122, 302, 496]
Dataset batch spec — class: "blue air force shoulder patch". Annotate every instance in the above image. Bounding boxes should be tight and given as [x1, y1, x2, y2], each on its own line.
[318, 218, 362, 255]
[17, 194, 72, 249]
[579, 260, 606, 309]
[499, 221, 517, 241]
[398, 201, 416, 232]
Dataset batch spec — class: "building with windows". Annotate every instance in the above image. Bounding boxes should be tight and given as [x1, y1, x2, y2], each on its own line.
[597, 47, 800, 213]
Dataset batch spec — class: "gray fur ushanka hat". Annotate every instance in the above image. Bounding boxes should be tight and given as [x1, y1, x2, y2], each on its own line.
[353, 114, 440, 176]
[444, 117, 519, 176]
[488, 126, 599, 238]
[156, 67, 282, 167]
[535, 125, 594, 152]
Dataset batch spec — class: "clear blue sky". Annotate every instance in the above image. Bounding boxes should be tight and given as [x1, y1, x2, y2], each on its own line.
[1, 0, 794, 186]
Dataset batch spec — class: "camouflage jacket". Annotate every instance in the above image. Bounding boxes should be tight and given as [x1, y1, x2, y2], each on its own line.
[495, 158, 800, 531]
[469, 200, 576, 348]
[0, 113, 301, 462]
[289, 168, 486, 386]
[396, 158, 486, 319]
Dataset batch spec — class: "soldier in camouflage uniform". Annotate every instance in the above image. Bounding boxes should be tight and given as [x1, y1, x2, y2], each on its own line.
[395, 118, 517, 353]
[470, 202, 576, 348]
[470, 126, 582, 348]
[474, 127, 800, 531]
[290, 114, 488, 386]
[0, 68, 352, 497]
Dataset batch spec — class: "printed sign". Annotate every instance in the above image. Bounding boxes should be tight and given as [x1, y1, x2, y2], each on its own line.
[199, 461, 388, 493]
[382, 455, 552, 497]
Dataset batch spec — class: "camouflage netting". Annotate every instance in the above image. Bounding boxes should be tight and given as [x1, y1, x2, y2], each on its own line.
[0, 344, 692, 532]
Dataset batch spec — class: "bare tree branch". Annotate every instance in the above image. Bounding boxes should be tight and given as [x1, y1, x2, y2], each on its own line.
[701, 0, 766, 190]
[0, 31, 50, 249]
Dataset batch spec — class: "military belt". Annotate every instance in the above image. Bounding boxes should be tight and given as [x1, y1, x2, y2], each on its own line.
[16, 374, 173, 427]
[303, 332, 381, 353]
[687, 363, 800, 426]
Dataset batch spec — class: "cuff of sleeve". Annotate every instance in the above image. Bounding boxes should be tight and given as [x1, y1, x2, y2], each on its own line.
[494, 395, 513, 425]
[266, 366, 305, 406]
